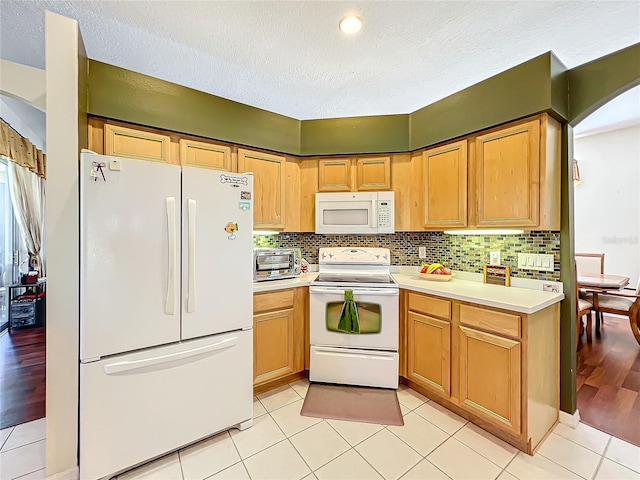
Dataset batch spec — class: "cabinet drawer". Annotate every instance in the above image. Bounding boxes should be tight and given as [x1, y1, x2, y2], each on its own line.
[254, 289, 295, 314]
[460, 305, 521, 338]
[11, 302, 35, 316]
[408, 293, 451, 320]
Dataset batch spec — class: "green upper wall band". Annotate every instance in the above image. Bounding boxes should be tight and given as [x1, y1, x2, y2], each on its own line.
[88, 45, 639, 156]
[88, 60, 301, 155]
[568, 43, 640, 126]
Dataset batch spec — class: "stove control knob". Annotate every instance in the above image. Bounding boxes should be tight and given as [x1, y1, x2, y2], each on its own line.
[383, 254, 388, 260]
[329, 253, 334, 258]
[322, 253, 326, 259]
[375, 254, 380, 259]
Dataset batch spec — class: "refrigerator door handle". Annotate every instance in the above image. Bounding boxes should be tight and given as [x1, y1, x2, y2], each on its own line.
[165, 196, 177, 315]
[187, 198, 196, 313]
[103, 336, 238, 374]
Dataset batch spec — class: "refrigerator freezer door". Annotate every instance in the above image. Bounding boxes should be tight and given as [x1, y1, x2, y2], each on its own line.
[181, 168, 254, 340]
[80, 153, 181, 360]
[80, 330, 253, 480]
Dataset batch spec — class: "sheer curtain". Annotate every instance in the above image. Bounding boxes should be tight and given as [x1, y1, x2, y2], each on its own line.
[7, 161, 46, 276]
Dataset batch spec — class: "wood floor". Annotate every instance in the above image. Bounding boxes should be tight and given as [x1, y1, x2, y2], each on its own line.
[0, 327, 45, 429]
[577, 314, 640, 447]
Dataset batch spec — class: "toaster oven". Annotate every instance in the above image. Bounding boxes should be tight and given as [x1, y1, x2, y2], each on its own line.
[253, 248, 302, 281]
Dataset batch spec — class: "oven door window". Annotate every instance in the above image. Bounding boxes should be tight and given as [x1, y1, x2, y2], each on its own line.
[256, 255, 291, 271]
[325, 301, 381, 334]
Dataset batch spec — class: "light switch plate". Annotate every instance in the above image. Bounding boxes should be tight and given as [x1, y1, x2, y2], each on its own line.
[518, 253, 554, 272]
[109, 159, 122, 171]
[419, 246, 427, 259]
[489, 251, 501, 265]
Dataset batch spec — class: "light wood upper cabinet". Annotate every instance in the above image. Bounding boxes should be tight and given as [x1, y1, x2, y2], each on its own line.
[253, 288, 306, 388]
[179, 139, 231, 171]
[423, 141, 468, 228]
[407, 312, 451, 397]
[318, 158, 351, 192]
[318, 156, 391, 192]
[355, 156, 391, 191]
[474, 119, 540, 227]
[104, 123, 171, 164]
[459, 325, 521, 435]
[238, 149, 286, 230]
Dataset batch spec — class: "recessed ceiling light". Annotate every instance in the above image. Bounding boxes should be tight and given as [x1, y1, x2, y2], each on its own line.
[339, 15, 362, 34]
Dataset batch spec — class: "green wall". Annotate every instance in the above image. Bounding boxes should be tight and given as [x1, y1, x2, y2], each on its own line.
[88, 52, 567, 156]
[88, 60, 301, 155]
[410, 53, 567, 150]
[301, 115, 409, 155]
[568, 43, 640, 125]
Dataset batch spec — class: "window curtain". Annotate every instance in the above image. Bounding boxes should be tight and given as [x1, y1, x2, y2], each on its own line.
[7, 162, 46, 276]
[0, 118, 47, 276]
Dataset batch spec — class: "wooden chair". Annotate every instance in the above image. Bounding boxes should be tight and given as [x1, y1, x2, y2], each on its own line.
[590, 279, 640, 345]
[575, 253, 605, 275]
[576, 253, 605, 332]
[576, 265, 594, 345]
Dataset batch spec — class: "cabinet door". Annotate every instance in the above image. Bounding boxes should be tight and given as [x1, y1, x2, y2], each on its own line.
[318, 158, 351, 192]
[238, 149, 286, 229]
[356, 156, 391, 191]
[459, 326, 521, 435]
[407, 312, 451, 397]
[179, 139, 231, 171]
[104, 123, 171, 164]
[423, 141, 467, 228]
[254, 308, 295, 385]
[475, 120, 540, 227]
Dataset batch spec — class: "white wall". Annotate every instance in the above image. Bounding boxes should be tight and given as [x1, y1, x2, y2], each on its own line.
[0, 96, 46, 151]
[45, 11, 82, 477]
[574, 124, 640, 288]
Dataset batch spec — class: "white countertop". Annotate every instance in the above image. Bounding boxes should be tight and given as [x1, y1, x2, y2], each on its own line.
[252, 271, 564, 314]
[392, 273, 564, 314]
[253, 272, 318, 292]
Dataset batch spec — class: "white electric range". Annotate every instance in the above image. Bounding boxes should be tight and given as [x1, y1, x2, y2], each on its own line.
[309, 247, 399, 389]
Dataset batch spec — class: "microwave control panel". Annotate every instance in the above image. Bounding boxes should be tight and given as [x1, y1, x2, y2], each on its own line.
[377, 201, 392, 227]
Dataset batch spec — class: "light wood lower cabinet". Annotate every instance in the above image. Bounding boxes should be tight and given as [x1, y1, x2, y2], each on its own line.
[459, 326, 521, 435]
[401, 289, 559, 454]
[253, 288, 307, 388]
[407, 312, 451, 397]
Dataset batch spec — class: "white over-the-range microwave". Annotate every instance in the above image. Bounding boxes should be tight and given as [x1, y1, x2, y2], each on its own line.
[315, 191, 395, 234]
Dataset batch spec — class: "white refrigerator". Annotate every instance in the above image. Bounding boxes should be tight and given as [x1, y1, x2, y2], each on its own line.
[79, 151, 254, 479]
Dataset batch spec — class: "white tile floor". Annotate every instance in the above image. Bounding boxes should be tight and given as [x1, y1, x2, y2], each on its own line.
[1, 382, 639, 480]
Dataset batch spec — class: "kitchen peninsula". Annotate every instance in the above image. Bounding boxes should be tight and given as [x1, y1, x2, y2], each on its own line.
[251, 271, 563, 454]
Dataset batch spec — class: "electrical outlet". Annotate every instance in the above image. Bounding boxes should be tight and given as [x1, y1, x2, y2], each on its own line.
[543, 283, 560, 293]
[419, 246, 427, 259]
[489, 251, 501, 265]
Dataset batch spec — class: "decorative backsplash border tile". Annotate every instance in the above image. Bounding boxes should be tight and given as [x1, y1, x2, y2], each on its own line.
[254, 231, 560, 281]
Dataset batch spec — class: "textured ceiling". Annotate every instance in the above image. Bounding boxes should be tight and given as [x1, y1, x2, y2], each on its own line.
[1, 1, 639, 120]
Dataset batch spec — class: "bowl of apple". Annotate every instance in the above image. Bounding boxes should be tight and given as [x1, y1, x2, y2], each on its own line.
[419, 263, 454, 281]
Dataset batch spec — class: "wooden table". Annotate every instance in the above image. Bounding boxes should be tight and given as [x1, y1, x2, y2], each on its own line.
[578, 273, 630, 336]
[577, 273, 630, 290]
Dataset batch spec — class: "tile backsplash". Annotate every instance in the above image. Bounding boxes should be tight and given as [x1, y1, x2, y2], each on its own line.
[254, 231, 560, 281]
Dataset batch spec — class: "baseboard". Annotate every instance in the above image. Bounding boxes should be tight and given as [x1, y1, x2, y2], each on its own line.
[559, 409, 581, 428]
[47, 466, 79, 480]
[253, 370, 308, 396]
